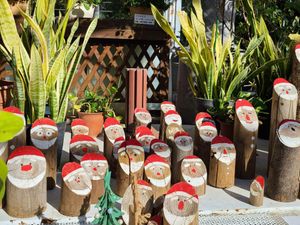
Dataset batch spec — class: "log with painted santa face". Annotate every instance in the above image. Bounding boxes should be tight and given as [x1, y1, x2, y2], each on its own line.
[71, 118, 89, 136]
[0, 142, 8, 162]
[121, 180, 154, 225]
[134, 107, 152, 128]
[159, 101, 176, 140]
[267, 119, 300, 202]
[69, 134, 99, 162]
[103, 117, 125, 171]
[250, 175, 265, 207]
[6, 146, 47, 218]
[116, 139, 145, 196]
[80, 153, 108, 204]
[144, 154, 171, 203]
[234, 99, 258, 179]
[60, 162, 92, 216]
[3, 106, 26, 153]
[208, 135, 236, 188]
[30, 118, 58, 189]
[165, 123, 184, 144]
[135, 126, 155, 154]
[181, 155, 207, 196]
[163, 182, 198, 225]
[268, 78, 297, 171]
[290, 44, 300, 120]
[150, 139, 171, 165]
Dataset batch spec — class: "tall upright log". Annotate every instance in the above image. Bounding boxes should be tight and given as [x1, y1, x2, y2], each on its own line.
[135, 126, 155, 154]
[6, 146, 47, 218]
[249, 176, 265, 207]
[266, 120, 300, 202]
[150, 139, 171, 165]
[71, 119, 89, 136]
[30, 118, 58, 190]
[162, 110, 182, 141]
[165, 123, 184, 145]
[194, 112, 213, 154]
[159, 101, 176, 140]
[268, 78, 298, 169]
[290, 44, 300, 120]
[134, 107, 152, 128]
[0, 142, 8, 162]
[234, 99, 259, 179]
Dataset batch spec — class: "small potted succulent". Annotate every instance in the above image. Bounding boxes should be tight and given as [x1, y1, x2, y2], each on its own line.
[71, 0, 102, 18]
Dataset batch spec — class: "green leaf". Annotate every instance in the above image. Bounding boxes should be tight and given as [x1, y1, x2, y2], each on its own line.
[0, 159, 8, 201]
[0, 111, 24, 142]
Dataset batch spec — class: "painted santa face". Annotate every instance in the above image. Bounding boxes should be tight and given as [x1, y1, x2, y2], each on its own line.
[31, 126, 58, 150]
[64, 168, 92, 195]
[151, 142, 171, 158]
[174, 136, 193, 151]
[7, 155, 46, 189]
[118, 147, 144, 174]
[135, 112, 152, 124]
[105, 125, 125, 142]
[161, 104, 175, 113]
[236, 106, 259, 132]
[70, 141, 99, 161]
[181, 159, 207, 186]
[211, 143, 236, 165]
[81, 160, 108, 180]
[274, 83, 297, 100]
[72, 125, 89, 136]
[278, 121, 300, 148]
[199, 125, 217, 142]
[137, 135, 155, 153]
[165, 114, 182, 126]
[145, 163, 171, 187]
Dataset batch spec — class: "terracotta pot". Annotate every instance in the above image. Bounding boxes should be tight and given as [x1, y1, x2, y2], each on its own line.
[78, 112, 104, 137]
[0, 80, 14, 110]
[10, 2, 28, 15]
[218, 119, 234, 140]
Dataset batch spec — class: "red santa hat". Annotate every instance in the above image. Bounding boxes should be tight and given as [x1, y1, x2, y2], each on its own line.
[150, 139, 166, 147]
[135, 126, 154, 138]
[295, 44, 300, 62]
[118, 139, 143, 153]
[8, 146, 45, 163]
[212, 135, 233, 145]
[144, 154, 169, 170]
[200, 121, 216, 129]
[165, 110, 179, 117]
[278, 119, 300, 129]
[148, 215, 162, 225]
[31, 118, 58, 133]
[134, 108, 149, 114]
[114, 136, 125, 144]
[235, 99, 254, 111]
[81, 152, 107, 162]
[183, 155, 202, 163]
[174, 131, 190, 140]
[71, 119, 87, 128]
[3, 106, 23, 115]
[166, 182, 198, 203]
[255, 175, 265, 188]
[161, 101, 174, 106]
[62, 162, 85, 181]
[195, 112, 211, 123]
[273, 78, 290, 88]
[70, 134, 97, 148]
[137, 180, 152, 191]
[104, 117, 120, 128]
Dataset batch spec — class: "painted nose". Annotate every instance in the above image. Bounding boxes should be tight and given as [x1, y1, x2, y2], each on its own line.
[93, 167, 97, 171]
[82, 147, 88, 152]
[157, 172, 161, 176]
[130, 157, 133, 161]
[223, 149, 228, 154]
[178, 200, 184, 210]
[21, 164, 32, 172]
[43, 135, 47, 140]
[191, 168, 196, 173]
[246, 114, 250, 121]
[286, 90, 289, 94]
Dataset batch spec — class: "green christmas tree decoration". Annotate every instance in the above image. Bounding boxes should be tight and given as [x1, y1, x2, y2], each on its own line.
[92, 170, 123, 225]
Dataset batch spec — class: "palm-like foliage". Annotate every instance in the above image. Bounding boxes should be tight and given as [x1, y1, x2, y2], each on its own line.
[0, 0, 97, 123]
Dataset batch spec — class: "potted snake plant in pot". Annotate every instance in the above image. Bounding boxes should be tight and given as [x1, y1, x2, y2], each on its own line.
[70, 0, 102, 18]
[127, 0, 173, 15]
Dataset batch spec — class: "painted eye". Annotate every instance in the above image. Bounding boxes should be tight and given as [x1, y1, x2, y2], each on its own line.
[282, 88, 285, 91]
[46, 131, 52, 136]
[37, 131, 43, 137]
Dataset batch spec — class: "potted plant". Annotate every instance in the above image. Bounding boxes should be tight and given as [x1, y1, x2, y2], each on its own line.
[70, 0, 102, 18]
[127, 0, 173, 15]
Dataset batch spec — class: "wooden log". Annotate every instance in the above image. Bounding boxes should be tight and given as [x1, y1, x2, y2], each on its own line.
[268, 78, 298, 170]
[59, 162, 92, 216]
[80, 153, 108, 204]
[234, 99, 259, 179]
[135, 126, 155, 155]
[121, 180, 153, 225]
[103, 117, 125, 174]
[266, 120, 300, 202]
[159, 101, 176, 140]
[290, 44, 300, 120]
[165, 123, 184, 144]
[112, 136, 125, 167]
[150, 139, 171, 166]
[180, 155, 207, 196]
[0, 142, 8, 162]
[6, 146, 47, 218]
[134, 107, 152, 128]
[249, 176, 265, 207]
[208, 135, 236, 188]
[116, 139, 145, 197]
[71, 118, 89, 136]
[171, 131, 193, 184]
[3, 106, 26, 154]
[162, 110, 182, 141]
[163, 182, 198, 225]
[69, 134, 100, 162]
[30, 118, 58, 190]
[194, 112, 212, 155]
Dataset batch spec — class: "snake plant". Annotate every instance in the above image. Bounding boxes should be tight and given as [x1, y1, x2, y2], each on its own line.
[0, 0, 97, 123]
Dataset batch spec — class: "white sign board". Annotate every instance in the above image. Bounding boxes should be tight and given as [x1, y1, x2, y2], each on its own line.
[134, 14, 155, 25]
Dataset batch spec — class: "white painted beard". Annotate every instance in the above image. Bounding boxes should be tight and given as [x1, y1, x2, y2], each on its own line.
[154, 149, 171, 158]
[120, 161, 143, 175]
[241, 120, 259, 132]
[8, 171, 45, 189]
[279, 135, 300, 148]
[163, 207, 196, 225]
[148, 175, 171, 187]
[182, 173, 207, 186]
[31, 137, 57, 150]
[215, 152, 236, 165]
[136, 114, 151, 124]
[199, 132, 216, 142]
[86, 171, 106, 181]
[72, 187, 91, 196]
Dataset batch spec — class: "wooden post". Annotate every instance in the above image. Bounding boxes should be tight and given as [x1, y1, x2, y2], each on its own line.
[163, 182, 198, 225]
[165, 123, 184, 144]
[6, 146, 47, 218]
[266, 120, 300, 202]
[234, 99, 259, 179]
[103, 117, 125, 173]
[3, 106, 26, 153]
[116, 139, 145, 197]
[194, 112, 213, 155]
[194, 121, 217, 169]
[71, 118, 89, 136]
[268, 78, 298, 170]
[180, 155, 207, 196]
[208, 135, 236, 188]
[171, 131, 193, 184]
[30, 118, 58, 190]
[249, 176, 264, 207]
[121, 179, 153, 225]
[0, 142, 8, 162]
[69, 134, 100, 162]
[290, 44, 300, 120]
[150, 139, 171, 165]
[162, 110, 182, 141]
[80, 153, 108, 204]
[159, 101, 176, 140]
[134, 107, 152, 128]
[135, 126, 155, 154]
[59, 162, 92, 216]
[125, 68, 147, 133]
